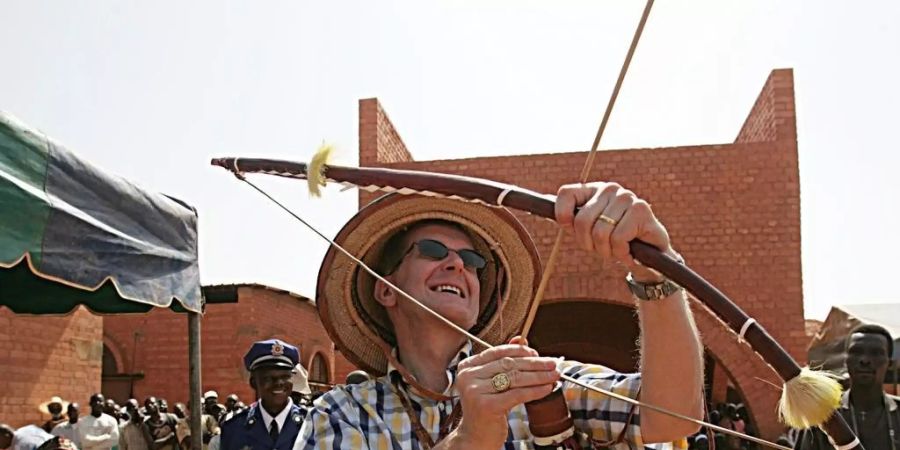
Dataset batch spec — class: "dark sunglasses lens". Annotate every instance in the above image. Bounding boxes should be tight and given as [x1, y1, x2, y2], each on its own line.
[417, 240, 449, 259]
[458, 250, 487, 270]
[417, 240, 486, 270]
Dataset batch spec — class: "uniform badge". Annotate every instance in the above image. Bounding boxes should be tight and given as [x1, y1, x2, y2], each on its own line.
[271, 342, 285, 356]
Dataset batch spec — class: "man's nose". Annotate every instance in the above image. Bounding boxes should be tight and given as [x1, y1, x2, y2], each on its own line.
[441, 251, 466, 272]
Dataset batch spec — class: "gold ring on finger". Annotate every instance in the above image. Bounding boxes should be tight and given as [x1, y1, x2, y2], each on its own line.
[491, 372, 511, 393]
[597, 215, 618, 226]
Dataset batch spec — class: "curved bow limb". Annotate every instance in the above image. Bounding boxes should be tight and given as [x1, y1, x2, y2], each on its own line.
[211, 158, 861, 449]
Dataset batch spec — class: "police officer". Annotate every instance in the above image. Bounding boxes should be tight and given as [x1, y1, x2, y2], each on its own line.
[220, 339, 306, 450]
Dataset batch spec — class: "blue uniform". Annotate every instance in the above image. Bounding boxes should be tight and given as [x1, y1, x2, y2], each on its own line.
[219, 402, 306, 450]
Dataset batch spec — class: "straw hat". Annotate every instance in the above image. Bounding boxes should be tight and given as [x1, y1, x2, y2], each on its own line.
[316, 194, 542, 376]
[38, 396, 69, 415]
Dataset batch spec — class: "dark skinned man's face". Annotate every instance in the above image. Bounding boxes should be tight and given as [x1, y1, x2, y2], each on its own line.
[0, 431, 13, 450]
[203, 398, 217, 414]
[104, 399, 117, 415]
[48, 403, 63, 417]
[846, 332, 891, 388]
[125, 400, 140, 422]
[172, 404, 186, 419]
[89, 395, 105, 416]
[144, 398, 159, 416]
[67, 404, 79, 422]
[251, 367, 294, 411]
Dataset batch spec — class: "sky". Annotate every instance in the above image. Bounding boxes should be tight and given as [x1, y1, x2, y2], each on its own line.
[1, 0, 897, 320]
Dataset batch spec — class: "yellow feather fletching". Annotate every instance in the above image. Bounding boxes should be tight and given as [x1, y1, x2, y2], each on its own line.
[307, 144, 334, 197]
[777, 367, 843, 429]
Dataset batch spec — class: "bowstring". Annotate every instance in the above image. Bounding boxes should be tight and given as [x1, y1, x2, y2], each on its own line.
[234, 175, 790, 450]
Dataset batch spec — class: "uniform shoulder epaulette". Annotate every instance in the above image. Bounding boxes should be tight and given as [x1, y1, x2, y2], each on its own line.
[221, 408, 251, 428]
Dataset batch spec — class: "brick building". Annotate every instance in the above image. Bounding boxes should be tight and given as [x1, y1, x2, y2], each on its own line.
[3, 68, 804, 441]
[0, 307, 102, 428]
[356, 68, 804, 440]
[101, 284, 356, 406]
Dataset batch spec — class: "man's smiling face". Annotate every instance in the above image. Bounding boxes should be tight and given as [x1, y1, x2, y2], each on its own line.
[252, 367, 294, 411]
[383, 223, 482, 330]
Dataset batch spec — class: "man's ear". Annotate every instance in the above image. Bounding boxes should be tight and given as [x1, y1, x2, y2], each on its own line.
[249, 376, 257, 392]
[373, 277, 397, 308]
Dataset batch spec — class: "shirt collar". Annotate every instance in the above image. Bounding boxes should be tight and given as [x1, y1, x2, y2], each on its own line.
[840, 390, 898, 412]
[257, 400, 293, 430]
[386, 341, 475, 397]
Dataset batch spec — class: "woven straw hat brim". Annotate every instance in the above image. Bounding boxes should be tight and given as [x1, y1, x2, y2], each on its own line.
[39, 396, 69, 415]
[317, 194, 541, 376]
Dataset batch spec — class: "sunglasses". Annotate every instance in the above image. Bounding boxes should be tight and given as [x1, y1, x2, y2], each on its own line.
[391, 239, 488, 273]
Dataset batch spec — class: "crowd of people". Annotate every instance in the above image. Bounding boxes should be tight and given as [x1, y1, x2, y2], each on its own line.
[686, 403, 759, 450]
[1, 321, 897, 450]
[2, 186, 898, 450]
[0, 341, 374, 450]
[0, 392, 240, 450]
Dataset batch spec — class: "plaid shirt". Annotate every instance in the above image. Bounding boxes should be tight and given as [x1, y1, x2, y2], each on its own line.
[293, 342, 686, 450]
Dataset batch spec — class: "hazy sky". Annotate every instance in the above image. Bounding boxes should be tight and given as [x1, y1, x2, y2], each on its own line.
[2, 1, 897, 320]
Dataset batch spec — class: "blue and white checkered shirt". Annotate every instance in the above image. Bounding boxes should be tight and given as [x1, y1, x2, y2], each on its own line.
[293, 342, 686, 450]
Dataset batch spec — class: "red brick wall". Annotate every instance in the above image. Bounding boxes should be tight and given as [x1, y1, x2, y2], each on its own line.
[0, 307, 102, 428]
[359, 98, 412, 165]
[356, 69, 802, 440]
[736, 70, 797, 144]
[103, 286, 345, 405]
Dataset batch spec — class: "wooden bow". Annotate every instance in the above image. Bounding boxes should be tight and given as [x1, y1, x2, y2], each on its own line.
[211, 158, 862, 449]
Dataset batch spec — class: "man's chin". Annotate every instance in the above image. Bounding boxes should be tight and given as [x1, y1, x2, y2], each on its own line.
[421, 304, 477, 328]
[850, 372, 881, 385]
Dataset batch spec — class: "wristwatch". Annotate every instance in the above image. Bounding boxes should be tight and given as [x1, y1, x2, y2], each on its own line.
[625, 273, 682, 301]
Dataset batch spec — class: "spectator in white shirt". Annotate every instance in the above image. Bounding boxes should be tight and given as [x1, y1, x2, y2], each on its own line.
[77, 394, 119, 450]
[1, 424, 53, 450]
[51, 404, 81, 449]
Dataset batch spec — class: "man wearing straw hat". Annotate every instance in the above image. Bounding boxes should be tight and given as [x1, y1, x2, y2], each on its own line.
[39, 397, 69, 434]
[294, 183, 703, 449]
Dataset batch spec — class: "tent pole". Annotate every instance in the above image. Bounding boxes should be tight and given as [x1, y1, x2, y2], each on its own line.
[189, 311, 202, 450]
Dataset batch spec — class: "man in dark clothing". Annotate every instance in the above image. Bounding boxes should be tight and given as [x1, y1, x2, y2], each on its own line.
[795, 324, 899, 449]
[141, 398, 177, 450]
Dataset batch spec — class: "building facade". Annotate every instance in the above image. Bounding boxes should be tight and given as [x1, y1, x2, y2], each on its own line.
[101, 284, 356, 406]
[356, 69, 804, 440]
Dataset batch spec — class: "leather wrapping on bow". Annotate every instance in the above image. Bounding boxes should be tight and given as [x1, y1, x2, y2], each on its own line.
[211, 157, 861, 449]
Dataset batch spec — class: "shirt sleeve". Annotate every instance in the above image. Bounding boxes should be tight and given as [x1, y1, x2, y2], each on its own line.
[560, 361, 687, 450]
[106, 417, 120, 449]
[292, 399, 368, 450]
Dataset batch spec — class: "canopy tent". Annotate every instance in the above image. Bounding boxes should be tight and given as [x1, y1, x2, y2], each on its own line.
[0, 111, 204, 450]
[808, 303, 900, 383]
[0, 112, 201, 313]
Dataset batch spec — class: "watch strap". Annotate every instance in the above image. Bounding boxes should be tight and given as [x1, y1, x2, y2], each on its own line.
[625, 273, 682, 301]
